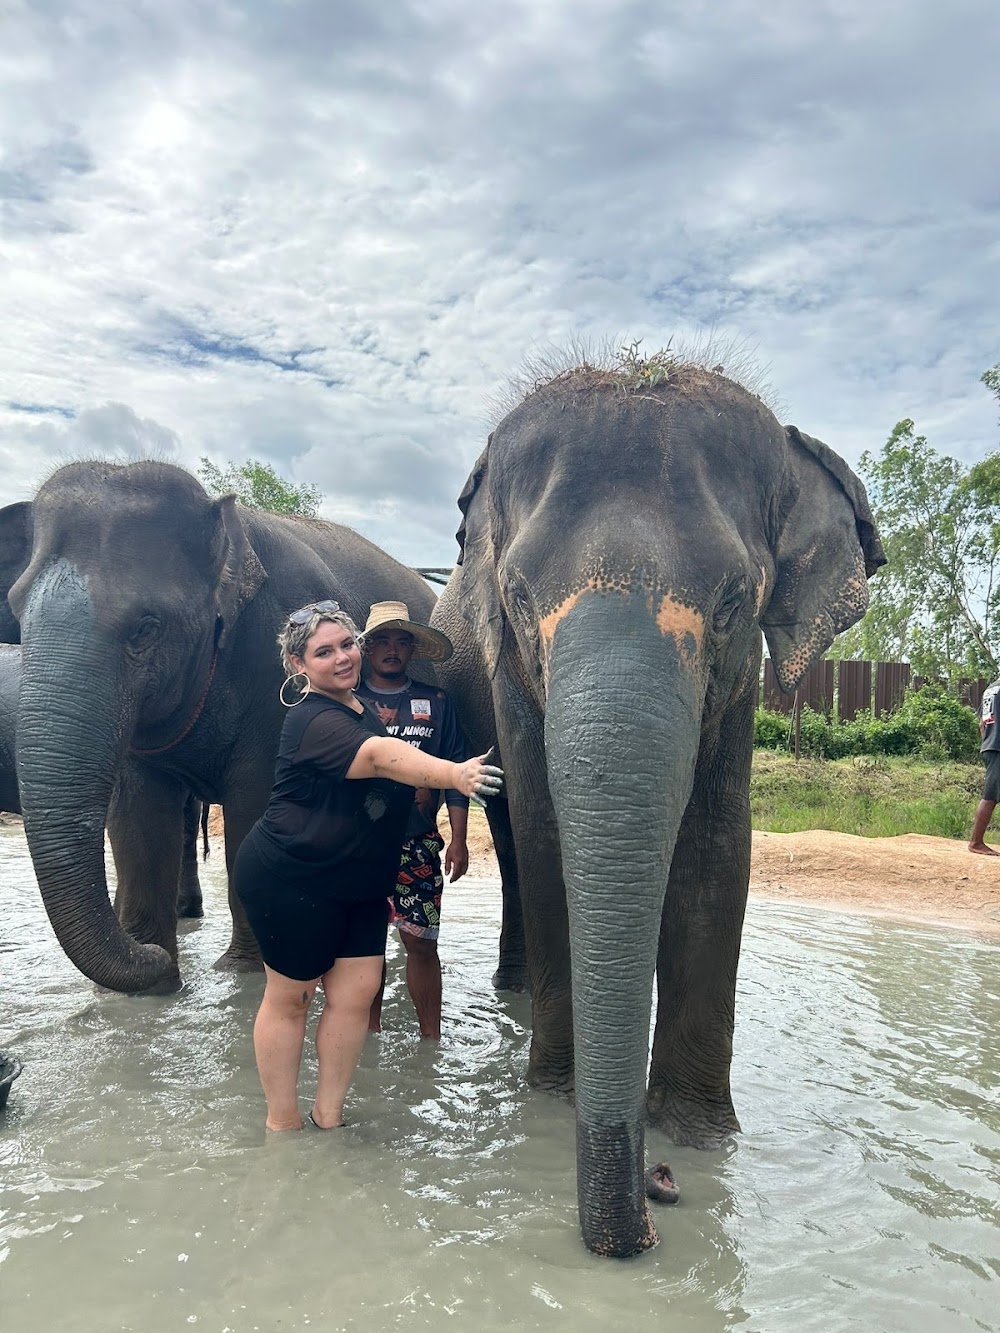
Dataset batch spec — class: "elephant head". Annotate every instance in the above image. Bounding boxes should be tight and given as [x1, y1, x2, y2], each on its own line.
[450, 365, 883, 1257]
[3, 461, 265, 992]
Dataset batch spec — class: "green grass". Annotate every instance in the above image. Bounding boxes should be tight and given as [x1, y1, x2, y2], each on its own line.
[465, 754, 984, 847]
[750, 752, 983, 839]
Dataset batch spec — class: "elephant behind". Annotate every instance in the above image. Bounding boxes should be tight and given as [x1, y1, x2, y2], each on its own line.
[2, 461, 438, 995]
[432, 361, 884, 1258]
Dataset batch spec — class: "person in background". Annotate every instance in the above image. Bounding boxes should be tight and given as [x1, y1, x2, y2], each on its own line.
[356, 601, 469, 1040]
[233, 601, 503, 1131]
[969, 675, 1000, 855]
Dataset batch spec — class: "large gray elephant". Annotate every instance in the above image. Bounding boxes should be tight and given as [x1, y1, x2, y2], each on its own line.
[2, 461, 437, 995]
[432, 363, 885, 1258]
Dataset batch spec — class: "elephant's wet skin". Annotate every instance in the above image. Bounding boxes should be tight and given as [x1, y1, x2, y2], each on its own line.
[433, 360, 884, 1257]
[492, 965, 529, 993]
[3, 461, 439, 994]
[0, 647, 210, 938]
[578, 1121, 659, 1257]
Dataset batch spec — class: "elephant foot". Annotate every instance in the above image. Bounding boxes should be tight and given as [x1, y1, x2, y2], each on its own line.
[644, 1162, 680, 1205]
[175, 896, 204, 919]
[492, 963, 530, 994]
[526, 1064, 575, 1101]
[213, 949, 262, 974]
[646, 1089, 740, 1149]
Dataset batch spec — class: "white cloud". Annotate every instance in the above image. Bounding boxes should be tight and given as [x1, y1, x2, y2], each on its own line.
[1, 0, 997, 566]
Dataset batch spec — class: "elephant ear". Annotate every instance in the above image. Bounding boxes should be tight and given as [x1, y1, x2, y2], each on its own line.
[455, 437, 491, 566]
[761, 426, 886, 692]
[455, 438, 504, 676]
[211, 495, 267, 646]
[0, 501, 33, 644]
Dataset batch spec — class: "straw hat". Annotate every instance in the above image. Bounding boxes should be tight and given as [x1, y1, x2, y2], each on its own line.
[362, 601, 454, 663]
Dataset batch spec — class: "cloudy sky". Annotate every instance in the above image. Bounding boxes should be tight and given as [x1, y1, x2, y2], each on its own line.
[2, 0, 997, 566]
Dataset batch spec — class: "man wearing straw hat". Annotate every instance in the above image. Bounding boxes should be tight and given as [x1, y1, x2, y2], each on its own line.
[357, 600, 470, 1039]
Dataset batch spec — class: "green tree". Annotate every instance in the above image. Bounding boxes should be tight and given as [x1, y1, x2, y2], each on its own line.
[834, 402, 1000, 681]
[982, 361, 1000, 415]
[197, 458, 322, 518]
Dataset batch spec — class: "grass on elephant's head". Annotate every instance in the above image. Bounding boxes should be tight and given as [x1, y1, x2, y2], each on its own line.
[750, 752, 982, 840]
[488, 332, 782, 424]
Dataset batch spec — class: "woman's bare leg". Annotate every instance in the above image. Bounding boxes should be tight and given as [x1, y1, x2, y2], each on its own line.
[254, 966, 319, 1130]
[312, 955, 385, 1128]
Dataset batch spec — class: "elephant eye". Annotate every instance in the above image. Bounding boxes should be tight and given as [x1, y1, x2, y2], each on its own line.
[128, 615, 160, 650]
[714, 581, 747, 633]
[503, 573, 533, 619]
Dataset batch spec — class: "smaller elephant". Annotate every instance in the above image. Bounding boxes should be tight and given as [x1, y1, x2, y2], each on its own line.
[3, 460, 443, 994]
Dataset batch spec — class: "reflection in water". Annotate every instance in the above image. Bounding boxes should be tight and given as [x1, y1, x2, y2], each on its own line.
[1, 821, 998, 1331]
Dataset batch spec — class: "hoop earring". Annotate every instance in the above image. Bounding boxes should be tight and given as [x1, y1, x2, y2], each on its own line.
[279, 671, 311, 707]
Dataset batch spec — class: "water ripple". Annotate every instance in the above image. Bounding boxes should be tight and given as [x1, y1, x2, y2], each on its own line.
[0, 836, 997, 1330]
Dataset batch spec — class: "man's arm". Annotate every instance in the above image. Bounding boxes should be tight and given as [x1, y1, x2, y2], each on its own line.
[444, 801, 469, 882]
[438, 694, 471, 880]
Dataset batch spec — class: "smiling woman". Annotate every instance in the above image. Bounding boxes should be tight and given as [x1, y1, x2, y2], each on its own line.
[231, 601, 503, 1132]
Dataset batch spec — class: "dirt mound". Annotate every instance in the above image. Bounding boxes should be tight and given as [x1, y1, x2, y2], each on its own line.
[749, 830, 1000, 935]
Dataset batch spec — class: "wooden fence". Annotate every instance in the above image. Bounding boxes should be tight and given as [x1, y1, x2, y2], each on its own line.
[761, 660, 988, 721]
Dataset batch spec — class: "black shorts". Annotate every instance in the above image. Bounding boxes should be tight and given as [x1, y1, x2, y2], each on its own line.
[983, 751, 1000, 803]
[234, 835, 390, 981]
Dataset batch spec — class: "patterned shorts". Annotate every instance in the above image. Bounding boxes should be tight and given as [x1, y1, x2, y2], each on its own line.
[389, 832, 445, 940]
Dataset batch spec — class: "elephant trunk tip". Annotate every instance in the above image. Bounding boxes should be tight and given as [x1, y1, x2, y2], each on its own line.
[577, 1118, 662, 1258]
[82, 940, 180, 996]
[583, 1207, 660, 1259]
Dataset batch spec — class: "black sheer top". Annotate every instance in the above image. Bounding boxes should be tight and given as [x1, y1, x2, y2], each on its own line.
[249, 692, 412, 898]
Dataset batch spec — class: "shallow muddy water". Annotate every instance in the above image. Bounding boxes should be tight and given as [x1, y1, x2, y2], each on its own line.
[1, 820, 998, 1332]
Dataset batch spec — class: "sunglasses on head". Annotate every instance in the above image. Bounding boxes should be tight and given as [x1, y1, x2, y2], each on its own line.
[287, 599, 341, 626]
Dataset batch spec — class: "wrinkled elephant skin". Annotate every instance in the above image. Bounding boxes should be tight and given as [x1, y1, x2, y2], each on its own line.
[433, 365, 884, 1257]
[0, 642, 206, 920]
[3, 461, 437, 994]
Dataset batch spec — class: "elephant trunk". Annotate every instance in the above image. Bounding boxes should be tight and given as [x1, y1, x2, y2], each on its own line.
[16, 560, 178, 993]
[544, 592, 703, 1258]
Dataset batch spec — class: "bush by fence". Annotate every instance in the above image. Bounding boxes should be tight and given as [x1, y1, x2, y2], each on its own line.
[754, 684, 982, 762]
[760, 658, 990, 720]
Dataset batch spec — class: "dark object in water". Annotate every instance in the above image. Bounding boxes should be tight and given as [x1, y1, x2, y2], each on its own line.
[0, 1050, 23, 1112]
[644, 1161, 680, 1205]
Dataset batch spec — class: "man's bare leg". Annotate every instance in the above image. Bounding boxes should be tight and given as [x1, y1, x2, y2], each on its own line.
[969, 799, 999, 854]
[400, 932, 442, 1039]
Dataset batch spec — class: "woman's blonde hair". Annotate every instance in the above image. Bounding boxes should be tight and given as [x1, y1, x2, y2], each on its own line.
[276, 604, 363, 677]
